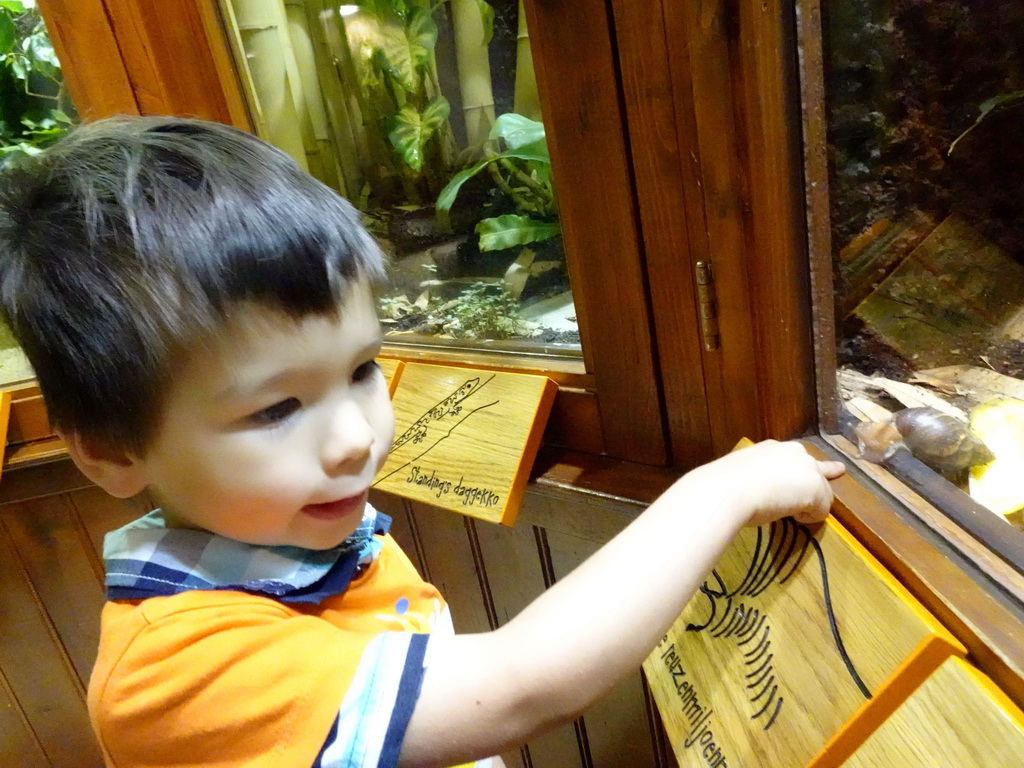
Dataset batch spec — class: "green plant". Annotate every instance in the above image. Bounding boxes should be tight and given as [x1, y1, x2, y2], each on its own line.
[339, 0, 471, 204]
[436, 112, 559, 251]
[442, 280, 523, 339]
[949, 90, 1024, 155]
[0, 0, 72, 166]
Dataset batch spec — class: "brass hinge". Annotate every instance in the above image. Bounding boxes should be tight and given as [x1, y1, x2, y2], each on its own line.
[694, 261, 720, 351]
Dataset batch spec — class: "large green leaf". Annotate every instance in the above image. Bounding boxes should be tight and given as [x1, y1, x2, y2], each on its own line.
[0, 13, 16, 56]
[377, 8, 437, 93]
[436, 158, 490, 211]
[0, 2, 26, 14]
[489, 112, 545, 149]
[435, 145, 551, 212]
[507, 138, 549, 164]
[949, 89, 1024, 155]
[23, 21, 60, 80]
[406, 8, 438, 64]
[476, 214, 560, 251]
[388, 96, 450, 171]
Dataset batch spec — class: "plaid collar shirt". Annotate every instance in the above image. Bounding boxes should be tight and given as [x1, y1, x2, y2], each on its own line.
[103, 505, 392, 605]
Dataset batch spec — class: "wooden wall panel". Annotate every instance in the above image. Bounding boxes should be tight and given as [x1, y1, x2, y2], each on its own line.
[0, 667, 50, 767]
[544, 526, 660, 768]
[0, 514, 102, 766]
[384, 479, 676, 768]
[406, 502, 492, 635]
[2, 496, 105, 685]
[476, 521, 584, 768]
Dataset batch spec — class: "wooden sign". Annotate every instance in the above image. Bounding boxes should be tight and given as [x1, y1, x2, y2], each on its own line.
[843, 656, 1024, 767]
[373, 363, 556, 526]
[0, 389, 11, 481]
[643, 513, 964, 768]
[377, 357, 405, 396]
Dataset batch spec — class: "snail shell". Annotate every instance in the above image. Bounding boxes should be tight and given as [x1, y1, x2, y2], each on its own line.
[892, 407, 994, 474]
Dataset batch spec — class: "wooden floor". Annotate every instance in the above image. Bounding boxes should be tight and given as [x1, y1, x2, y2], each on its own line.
[0, 458, 676, 768]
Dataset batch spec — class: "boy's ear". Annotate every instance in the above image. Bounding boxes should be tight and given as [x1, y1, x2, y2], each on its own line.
[61, 431, 148, 499]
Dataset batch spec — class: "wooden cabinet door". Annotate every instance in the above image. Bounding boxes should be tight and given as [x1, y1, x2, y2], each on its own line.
[612, 0, 817, 466]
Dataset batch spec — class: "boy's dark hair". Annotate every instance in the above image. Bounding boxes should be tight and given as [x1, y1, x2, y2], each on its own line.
[0, 116, 386, 455]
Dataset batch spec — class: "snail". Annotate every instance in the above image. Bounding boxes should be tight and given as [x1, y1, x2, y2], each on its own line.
[855, 406, 994, 475]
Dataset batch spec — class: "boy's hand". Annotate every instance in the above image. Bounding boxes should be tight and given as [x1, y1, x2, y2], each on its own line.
[682, 440, 846, 527]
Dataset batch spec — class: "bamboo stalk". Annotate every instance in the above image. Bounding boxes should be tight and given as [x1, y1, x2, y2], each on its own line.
[283, 0, 342, 191]
[512, 0, 540, 120]
[451, 0, 496, 148]
[216, 0, 268, 136]
[230, 0, 308, 170]
[305, 0, 365, 199]
[429, 3, 462, 166]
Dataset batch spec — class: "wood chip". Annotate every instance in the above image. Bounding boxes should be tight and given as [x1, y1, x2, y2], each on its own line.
[837, 368, 967, 420]
[844, 396, 894, 423]
[911, 365, 1024, 404]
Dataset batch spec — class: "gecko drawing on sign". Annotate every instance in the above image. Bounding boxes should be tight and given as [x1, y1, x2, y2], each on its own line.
[374, 375, 501, 499]
[684, 518, 871, 733]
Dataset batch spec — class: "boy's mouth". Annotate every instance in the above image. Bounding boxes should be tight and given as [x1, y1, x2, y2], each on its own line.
[301, 491, 367, 521]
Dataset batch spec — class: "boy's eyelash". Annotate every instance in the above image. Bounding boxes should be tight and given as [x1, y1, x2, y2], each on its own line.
[354, 359, 381, 382]
[249, 397, 301, 426]
[245, 362, 377, 426]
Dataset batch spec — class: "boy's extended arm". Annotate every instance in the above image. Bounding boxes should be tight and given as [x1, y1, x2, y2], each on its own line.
[398, 441, 845, 767]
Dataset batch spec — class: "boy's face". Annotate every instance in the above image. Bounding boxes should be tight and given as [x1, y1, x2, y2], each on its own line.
[134, 280, 395, 550]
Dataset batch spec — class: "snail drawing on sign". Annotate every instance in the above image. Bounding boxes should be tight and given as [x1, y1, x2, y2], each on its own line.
[374, 374, 499, 485]
[685, 518, 871, 732]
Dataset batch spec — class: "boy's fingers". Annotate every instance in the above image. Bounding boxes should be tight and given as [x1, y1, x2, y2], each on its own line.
[818, 460, 846, 480]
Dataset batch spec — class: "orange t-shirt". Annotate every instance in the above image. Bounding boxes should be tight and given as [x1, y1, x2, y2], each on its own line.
[89, 535, 451, 767]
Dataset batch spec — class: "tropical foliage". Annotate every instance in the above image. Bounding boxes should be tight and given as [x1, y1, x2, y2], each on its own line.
[344, 0, 458, 203]
[436, 112, 558, 251]
[949, 90, 1024, 155]
[0, 0, 72, 166]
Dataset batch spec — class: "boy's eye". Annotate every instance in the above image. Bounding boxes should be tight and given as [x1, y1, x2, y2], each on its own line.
[353, 360, 381, 383]
[249, 397, 301, 426]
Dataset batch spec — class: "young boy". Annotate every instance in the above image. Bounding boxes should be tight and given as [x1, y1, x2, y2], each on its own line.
[0, 117, 844, 768]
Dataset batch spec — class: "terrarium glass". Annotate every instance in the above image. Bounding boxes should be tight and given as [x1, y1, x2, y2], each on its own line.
[218, 0, 579, 356]
[824, 1, 1024, 544]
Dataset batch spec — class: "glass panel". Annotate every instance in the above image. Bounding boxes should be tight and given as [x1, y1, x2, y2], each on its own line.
[823, 1, 1024, 561]
[218, 0, 579, 356]
[0, 0, 76, 387]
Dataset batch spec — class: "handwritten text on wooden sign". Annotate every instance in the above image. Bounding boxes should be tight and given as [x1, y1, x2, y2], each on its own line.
[373, 363, 556, 526]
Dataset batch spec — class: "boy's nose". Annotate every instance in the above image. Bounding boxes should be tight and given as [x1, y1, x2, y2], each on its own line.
[320, 400, 374, 474]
